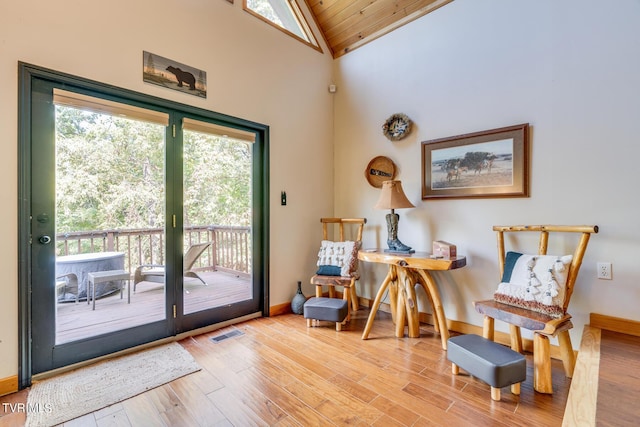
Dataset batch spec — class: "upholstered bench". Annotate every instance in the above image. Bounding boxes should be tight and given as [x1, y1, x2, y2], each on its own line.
[447, 334, 526, 401]
[304, 297, 348, 331]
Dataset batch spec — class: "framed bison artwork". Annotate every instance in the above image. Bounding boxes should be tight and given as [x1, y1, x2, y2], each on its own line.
[143, 51, 207, 98]
[421, 123, 529, 200]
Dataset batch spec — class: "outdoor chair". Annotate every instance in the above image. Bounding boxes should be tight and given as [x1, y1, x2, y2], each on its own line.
[473, 225, 598, 394]
[133, 242, 212, 292]
[56, 272, 79, 303]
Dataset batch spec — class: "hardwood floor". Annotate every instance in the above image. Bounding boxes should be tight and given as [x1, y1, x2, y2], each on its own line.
[595, 330, 640, 426]
[56, 271, 251, 344]
[0, 308, 589, 427]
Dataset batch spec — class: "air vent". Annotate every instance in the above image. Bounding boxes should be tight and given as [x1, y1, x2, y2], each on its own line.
[210, 329, 244, 343]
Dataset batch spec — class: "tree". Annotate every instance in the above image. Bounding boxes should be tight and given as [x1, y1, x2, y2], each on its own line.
[55, 105, 251, 234]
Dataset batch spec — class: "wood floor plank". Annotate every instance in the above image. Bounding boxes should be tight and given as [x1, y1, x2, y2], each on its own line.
[369, 395, 421, 426]
[188, 333, 289, 426]
[168, 375, 228, 426]
[206, 387, 272, 427]
[327, 373, 379, 403]
[120, 393, 168, 427]
[94, 408, 131, 427]
[62, 413, 98, 427]
[239, 368, 334, 426]
[596, 329, 640, 426]
[282, 377, 327, 408]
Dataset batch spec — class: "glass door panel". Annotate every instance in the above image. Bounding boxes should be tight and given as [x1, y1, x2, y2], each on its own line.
[182, 126, 253, 315]
[54, 101, 167, 345]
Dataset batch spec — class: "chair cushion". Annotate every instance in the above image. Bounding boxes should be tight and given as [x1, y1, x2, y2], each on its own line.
[493, 251, 572, 318]
[316, 240, 360, 277]
[315, 265, 342, 276]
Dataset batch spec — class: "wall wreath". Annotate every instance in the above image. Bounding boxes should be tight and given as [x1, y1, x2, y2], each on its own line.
[382, 113, 412, 141]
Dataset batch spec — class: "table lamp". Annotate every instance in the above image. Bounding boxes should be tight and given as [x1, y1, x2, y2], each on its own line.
[374, 180, 415, 253]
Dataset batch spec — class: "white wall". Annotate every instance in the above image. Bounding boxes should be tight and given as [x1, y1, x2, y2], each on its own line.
[333, 0, 640, 345]
[0, 0, 334, 380]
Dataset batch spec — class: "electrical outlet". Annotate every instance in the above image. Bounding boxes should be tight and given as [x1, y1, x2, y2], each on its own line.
[597, 262, 612, 280]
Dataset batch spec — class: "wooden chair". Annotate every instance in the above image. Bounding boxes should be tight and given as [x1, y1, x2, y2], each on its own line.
[473, 225, 598, 394]
[310, 218, 366, 321]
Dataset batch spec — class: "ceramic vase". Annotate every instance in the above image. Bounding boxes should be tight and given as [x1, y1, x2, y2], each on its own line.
[290, 281, 306, 315]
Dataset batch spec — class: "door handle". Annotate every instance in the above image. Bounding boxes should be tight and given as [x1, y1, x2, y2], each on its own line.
[38, 235, 52, 245]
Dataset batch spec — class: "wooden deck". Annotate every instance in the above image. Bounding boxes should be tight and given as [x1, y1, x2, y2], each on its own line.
[56, 270, 252, 344]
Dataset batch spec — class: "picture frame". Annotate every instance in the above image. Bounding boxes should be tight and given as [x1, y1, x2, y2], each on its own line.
[143, 51, 207, 99]
[421, 123, 529, 200]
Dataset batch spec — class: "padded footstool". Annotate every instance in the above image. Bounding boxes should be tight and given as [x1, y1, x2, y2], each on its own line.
[447, 334, 526, 401]
[304, 297, 349, 331]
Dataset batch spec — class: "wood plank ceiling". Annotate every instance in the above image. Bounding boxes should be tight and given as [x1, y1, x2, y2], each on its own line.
[306, 0, 454, 58]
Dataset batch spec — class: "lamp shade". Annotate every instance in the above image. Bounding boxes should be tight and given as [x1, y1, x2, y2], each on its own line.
[374, 180, 415, 210]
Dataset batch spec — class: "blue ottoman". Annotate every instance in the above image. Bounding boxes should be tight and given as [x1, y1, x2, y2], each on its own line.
[304, 297, 348, 331]
[447, 334, 526, 401]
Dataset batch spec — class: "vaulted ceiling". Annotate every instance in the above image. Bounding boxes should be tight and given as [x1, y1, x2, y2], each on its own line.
[306, 0, 454, 58]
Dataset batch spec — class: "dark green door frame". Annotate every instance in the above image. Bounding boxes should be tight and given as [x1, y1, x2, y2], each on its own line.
[17, 62, 270, 388]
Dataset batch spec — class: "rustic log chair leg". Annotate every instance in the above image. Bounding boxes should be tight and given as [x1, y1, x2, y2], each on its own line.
[483, 316, 495, 341]
[558, 330, 576, 378]
[534, 333, 554, 394]
[315, 285, 322, 298]
[342, 287, 351, 322]
[349, 285, 359, 311]
[510, 325, 523, 353]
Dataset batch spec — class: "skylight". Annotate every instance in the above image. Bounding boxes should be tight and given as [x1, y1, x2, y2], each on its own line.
[244, 0, 322, 52]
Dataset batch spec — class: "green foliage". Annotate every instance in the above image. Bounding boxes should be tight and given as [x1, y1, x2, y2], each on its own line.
[55, 106, 251, 234]
[183, 130, 251, 227]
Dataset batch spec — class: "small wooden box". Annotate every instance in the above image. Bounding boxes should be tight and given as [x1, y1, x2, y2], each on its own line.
[433, 240, 457, 258]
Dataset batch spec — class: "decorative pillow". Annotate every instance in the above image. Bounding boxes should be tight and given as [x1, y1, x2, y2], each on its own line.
[316, 240, 360, 277]
[494, 251, 573, 318]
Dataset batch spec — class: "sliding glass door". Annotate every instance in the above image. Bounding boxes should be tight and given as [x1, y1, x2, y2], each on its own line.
[19, 64, 268, 382]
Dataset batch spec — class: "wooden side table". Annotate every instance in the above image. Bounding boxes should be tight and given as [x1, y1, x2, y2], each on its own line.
[358, 249, 466, 349]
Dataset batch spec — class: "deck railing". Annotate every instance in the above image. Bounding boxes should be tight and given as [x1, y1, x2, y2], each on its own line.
[56, 225, 251, 276]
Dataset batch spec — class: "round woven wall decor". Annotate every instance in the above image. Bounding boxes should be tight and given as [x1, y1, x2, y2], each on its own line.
[365, 156, 397, 188]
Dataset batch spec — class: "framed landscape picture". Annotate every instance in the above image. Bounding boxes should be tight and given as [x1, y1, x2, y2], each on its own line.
[421, 123, 529, 200]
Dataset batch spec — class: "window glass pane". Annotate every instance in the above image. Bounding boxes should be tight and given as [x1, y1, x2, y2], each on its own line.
[183, 125, 253, 315]
[54, 102, 167, 344]
[245, 0, 320, 49]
